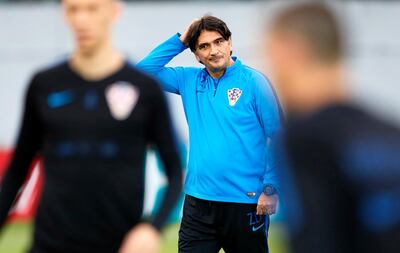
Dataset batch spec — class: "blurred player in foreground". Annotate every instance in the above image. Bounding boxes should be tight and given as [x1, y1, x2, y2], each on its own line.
[138, 16, 282, 253]
[0, 0, 182, 253]
[266, 2, 400, 253]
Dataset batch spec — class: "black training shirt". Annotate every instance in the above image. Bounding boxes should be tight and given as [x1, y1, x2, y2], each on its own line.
[0, 61, 182, 253]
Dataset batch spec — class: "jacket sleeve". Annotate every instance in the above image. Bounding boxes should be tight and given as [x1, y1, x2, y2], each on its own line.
[137, 33, 188, 95]
[252, 73, 283, 192]
[146, 80, 183, 231]
[0, 76, 43, 230]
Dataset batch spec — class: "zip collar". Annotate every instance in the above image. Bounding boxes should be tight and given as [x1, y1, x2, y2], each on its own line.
[223, 56, 242, 77]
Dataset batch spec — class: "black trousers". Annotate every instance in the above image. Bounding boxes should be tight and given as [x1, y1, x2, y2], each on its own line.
[179, 195, 270, 253]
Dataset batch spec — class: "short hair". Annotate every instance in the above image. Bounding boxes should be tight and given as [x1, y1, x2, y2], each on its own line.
[185, 15, 232, 52]
[271, 2, 343, 63]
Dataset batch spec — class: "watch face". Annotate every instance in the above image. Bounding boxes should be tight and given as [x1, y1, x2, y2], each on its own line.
[265, 185, 276, 195]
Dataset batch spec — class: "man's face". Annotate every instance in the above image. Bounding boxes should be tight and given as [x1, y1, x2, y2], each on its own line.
[194, 30, 232, 73]
[62, 0, 119, 52]
[266, 33, 295, 85]
[266, 31, 303, 108]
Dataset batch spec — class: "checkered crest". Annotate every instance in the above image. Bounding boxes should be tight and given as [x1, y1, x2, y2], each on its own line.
[105, 81, 139, 120]
[227, 88, 242, 106]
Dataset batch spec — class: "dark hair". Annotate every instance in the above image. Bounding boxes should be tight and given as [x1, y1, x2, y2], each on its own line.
[271, 3, 343, 63]
[185, 15, 232, 52]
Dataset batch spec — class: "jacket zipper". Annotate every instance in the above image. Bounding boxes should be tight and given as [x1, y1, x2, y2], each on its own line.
[213, 77, 222, 97]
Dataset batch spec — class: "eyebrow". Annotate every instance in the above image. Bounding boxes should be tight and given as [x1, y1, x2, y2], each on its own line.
[197, 36, 225, 48]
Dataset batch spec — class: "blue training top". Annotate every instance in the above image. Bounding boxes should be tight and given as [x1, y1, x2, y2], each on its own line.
[138, 33, 281, 203]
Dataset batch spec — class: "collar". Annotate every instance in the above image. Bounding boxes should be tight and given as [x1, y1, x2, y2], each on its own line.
[224, 56, 242, 77]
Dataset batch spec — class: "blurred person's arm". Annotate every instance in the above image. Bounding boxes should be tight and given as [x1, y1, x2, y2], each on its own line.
[146, 79, 183, 231]
[284, 131, 344, 253]
[119, 79, 183, 253]
[0, 76, 43, 231]
[253, 74, 282, 216]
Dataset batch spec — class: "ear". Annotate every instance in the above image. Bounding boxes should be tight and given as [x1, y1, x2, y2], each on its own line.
[111, 0, 123, 23]
[228, 37, 232, 45]
[61, 1, 70, 25]
[195, 54, 203, 65]
[228, 37, 233, 56]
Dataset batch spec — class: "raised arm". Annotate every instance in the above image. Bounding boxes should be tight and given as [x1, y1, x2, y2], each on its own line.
[137, 20, 197, 94]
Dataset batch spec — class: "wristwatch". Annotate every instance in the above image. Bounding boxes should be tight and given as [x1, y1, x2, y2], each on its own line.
[263, 184, 277, 196]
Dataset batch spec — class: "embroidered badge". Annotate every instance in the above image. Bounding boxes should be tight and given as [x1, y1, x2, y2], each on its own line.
[105, 81, 139, 120]
[227, 88, 242, 106]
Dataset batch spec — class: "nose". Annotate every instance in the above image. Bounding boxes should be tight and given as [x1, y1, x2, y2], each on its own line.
[73, 9, 90, 29]
[210, 44, 218, 56]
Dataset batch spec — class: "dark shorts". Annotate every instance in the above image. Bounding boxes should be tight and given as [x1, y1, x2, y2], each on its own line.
[179, 195, 269, 253]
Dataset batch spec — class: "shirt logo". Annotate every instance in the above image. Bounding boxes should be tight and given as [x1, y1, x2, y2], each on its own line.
[227, 88, 242, 106]
[105, 81, 139, 121]
[247, 211, 266, 233]
[47, 90, 74, 108]
[252, 223, 265, 232]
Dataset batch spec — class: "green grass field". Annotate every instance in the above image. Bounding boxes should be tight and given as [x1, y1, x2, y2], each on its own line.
[0, 221, 289, 253]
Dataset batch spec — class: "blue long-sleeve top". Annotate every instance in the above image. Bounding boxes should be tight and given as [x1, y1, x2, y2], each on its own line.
[138, 33, 281, 203]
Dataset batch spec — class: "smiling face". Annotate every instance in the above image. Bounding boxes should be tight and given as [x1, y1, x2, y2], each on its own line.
[62, 0, 120, 53]
[194, 30, 233, 75]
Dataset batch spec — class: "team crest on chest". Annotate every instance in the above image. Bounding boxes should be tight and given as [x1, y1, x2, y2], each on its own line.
[227, 88, 242, 106]
[105, 81, 139, 120]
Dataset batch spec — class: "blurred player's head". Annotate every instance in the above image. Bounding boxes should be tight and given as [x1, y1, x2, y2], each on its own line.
[62, 0, 121, 55]
[185, 16, 233, 75]
[266, 2, 345, 114]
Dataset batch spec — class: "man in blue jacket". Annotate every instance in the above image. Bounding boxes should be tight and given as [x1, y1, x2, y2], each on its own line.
[138, 16, 281, 253]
